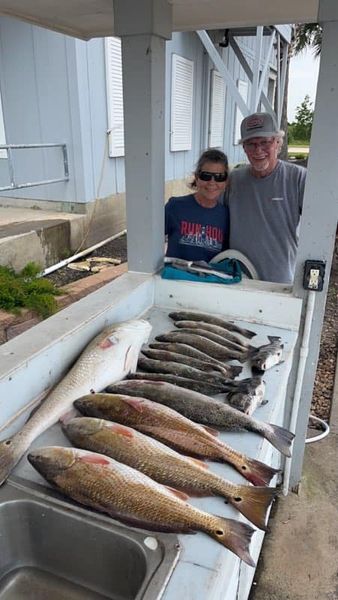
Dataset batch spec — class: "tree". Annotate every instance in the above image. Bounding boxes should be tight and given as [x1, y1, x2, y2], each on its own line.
[289, 95, 314, 142]
[293, 24, 322, 57]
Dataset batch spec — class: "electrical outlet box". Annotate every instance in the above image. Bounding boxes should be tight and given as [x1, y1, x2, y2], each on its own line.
[303, 260, 326, 291]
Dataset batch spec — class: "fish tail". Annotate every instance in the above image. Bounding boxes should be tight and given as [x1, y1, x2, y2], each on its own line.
[227, 485, 278, 531]
[231, 454, 280, 487]
[207, 516, 255, 567]
[262, 423, 295, 457]
[0, 437, 24, 486]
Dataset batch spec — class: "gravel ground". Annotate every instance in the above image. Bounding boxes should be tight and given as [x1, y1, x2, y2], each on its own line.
[46, 230, 338, 422]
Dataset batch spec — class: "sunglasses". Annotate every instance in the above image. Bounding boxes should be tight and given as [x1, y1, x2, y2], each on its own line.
[198, 171, 228, 183]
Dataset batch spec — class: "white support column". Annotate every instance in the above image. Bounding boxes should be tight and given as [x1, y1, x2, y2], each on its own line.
[289, 17, 338, 489]
[250, 26, 263, 112]
[276, 33, 282, 125]
[113, 0, 172, 273]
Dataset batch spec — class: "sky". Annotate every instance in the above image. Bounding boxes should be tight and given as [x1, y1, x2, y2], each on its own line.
[287, 47, 320, 122]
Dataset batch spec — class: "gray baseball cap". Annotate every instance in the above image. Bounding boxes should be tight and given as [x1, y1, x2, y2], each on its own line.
[239, 112, 283, 144]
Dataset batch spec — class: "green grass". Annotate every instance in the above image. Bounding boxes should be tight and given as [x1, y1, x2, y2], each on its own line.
[0, 262, 62, 318]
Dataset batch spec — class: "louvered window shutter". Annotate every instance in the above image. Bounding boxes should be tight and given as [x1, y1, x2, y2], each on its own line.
[234, 79, 248, 145]
[105, 37, 125, 157]
[208, 70, 225, 148]
[170, 54, 194, 151]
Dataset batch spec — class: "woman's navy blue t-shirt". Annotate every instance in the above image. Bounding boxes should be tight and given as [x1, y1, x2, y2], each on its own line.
[165, 194, 229, 262]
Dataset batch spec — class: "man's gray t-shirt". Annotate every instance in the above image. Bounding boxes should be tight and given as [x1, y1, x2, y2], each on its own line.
[226, 160, 307, 283]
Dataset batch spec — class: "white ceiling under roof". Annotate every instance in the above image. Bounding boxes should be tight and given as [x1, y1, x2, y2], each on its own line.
[0, 0, 320, 40]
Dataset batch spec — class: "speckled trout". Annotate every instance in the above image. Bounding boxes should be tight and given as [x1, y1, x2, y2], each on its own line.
[63, 415, 278, 530]
[174, 320, 251, 349]
[169, 311, 256, 339]
[106, 380, 294, 457]
[75, 393, 279, 487]
[0, 319, 151, 485]
[148, 342, 242, 378]
[28, 446, 256, 566]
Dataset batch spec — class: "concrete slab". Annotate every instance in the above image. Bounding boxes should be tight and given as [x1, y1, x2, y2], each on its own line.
[249, 387, 338, 600]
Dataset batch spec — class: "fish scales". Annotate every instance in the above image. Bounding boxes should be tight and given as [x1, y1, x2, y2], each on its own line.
[141, 348, 235, 377]
[127, 372, 227, 395]
[148, 342, 242, 377]
[106, 380, 294, 458]
[174, 322, 249, 352]
[169, 311, 256, 339]
[169, 328, 250, 355]
[174, 320, 250, 349]
[0, 319, 152, 486]
[75, 393, 279, 487]
[155, 332, 247, 362]
[137, 356, 234, 387]
[63, 415, 277, 530]
[28, 446, 256, 566]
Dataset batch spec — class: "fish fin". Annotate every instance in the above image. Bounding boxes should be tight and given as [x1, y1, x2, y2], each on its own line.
[263, 423, 295, 457]
[108, 423, 134, 438]
[228, 485, 279, 531]
[189, 458, 209, 469]
[122, 397, 145, 413]
[267, 335, 281, 343]
[124, 345, 137, 373]
[165, 486, 190, 501]
[261, 399, 269, 406]
[78, 454, 111, 466]
[202, 425, 219, 437]
[209, 516, 256, 567]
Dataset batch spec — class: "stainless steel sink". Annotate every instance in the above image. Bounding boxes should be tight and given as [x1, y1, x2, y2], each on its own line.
[0, 478, 180, 600]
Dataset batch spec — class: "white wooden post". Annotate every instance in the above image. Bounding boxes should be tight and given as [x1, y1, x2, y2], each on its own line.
[113, 0, 172, 273]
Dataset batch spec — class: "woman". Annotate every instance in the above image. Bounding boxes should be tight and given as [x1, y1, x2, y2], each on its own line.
[165, 148, 229, 262]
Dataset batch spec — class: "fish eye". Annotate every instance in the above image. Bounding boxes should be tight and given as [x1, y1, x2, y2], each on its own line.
[215, 529, 224, 537]
[4, 440, 11, 447]
[241, 465, 247, 471]
[234, 496, 242, 503]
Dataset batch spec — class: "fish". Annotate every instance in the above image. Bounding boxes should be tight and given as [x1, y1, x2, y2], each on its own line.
[127, 372, 228, 395]
[0, 319, 152, 486]
[169, 311, 256, 339]
[169, 328, 250, 354]
[27, 445, 256, 566]
[174, 321, 250, 350]
[74, 393, 279, 487]
[106, 380, 294, 457]
[148, 342, 242, 377]
[63, 416, 278, 530]
[137, 356, 235, 388]
[225, 377, 267, 416]
[141, 347, 238, 378]
[250, 336, 284, 373]
[155, 332, 247, 362]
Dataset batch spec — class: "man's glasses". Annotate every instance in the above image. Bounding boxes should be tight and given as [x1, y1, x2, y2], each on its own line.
[244, 139, 275, 152]
[198, 171, 228, 183]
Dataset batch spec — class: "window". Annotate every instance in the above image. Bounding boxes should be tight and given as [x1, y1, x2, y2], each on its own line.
[170, 54, 194, 151]
[234, 79, 248, 145]
[208, 70, 225, 148]
[105, 37, 124, 157]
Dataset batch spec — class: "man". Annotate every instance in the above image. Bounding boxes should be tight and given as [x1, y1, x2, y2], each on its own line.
[226, 112, 307, 283]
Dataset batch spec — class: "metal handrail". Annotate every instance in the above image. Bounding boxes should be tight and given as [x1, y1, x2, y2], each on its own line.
[0, 143, 69, 192]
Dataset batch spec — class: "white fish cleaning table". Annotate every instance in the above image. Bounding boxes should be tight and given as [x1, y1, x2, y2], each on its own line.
[0, 272, 302, 600]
